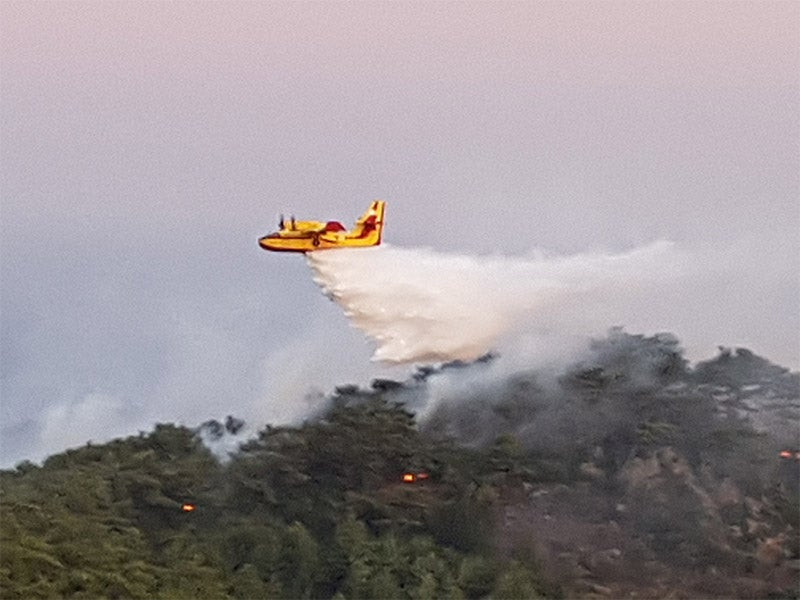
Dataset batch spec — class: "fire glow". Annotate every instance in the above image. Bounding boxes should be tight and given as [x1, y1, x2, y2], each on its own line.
[402, 472, 430, 483]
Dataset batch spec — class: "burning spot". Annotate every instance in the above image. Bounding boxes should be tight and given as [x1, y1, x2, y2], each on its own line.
[402, 472, 430, 483]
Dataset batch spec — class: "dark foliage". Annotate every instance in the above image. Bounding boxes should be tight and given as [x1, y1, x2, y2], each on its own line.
[1, 400, 545, 599]
[2, 331, 797, 599]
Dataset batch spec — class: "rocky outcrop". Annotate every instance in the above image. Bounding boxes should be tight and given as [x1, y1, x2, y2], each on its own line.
[498, 443, 798, 598]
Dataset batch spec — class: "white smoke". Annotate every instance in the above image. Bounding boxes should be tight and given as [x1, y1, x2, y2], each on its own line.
[306, 242, 683, 364]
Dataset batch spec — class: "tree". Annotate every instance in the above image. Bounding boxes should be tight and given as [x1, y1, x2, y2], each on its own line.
[277, 522, 320, 599]
[493, 561, 540, 599]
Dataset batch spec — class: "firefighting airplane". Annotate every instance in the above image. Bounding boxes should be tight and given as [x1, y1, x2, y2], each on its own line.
[258, 200, 386, 253]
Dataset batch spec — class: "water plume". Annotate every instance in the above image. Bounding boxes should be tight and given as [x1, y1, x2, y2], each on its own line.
[306, 242, 680, 364]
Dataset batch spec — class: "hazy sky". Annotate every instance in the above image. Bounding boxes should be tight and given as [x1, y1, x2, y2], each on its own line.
[1, 1, 798, 466]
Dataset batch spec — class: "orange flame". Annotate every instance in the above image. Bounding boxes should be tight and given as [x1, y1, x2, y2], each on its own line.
[181, 503, 196, 512]
[402, 473, 416, 483]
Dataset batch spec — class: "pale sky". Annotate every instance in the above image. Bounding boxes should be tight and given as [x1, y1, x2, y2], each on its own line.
[1, 1, 798, 466]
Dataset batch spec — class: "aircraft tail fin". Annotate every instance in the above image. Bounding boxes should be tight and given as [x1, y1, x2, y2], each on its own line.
[352, 200, 386, 244]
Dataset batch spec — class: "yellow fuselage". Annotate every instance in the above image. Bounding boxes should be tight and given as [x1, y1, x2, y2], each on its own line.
[259, 201, 385, 253]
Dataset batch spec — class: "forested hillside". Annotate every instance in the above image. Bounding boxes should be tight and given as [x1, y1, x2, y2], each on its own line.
[2, 331, 798, 599]
[1, 402, 546, 599]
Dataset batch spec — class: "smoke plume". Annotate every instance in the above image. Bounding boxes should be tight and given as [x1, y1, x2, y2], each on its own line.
[307, 242, 682, 364]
